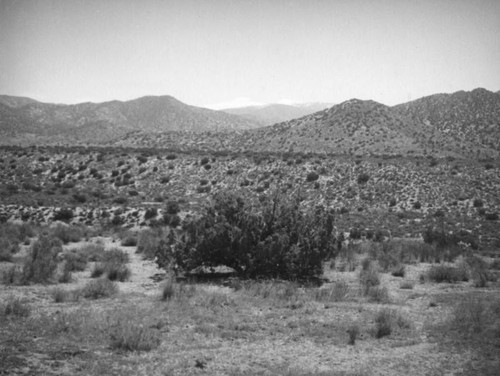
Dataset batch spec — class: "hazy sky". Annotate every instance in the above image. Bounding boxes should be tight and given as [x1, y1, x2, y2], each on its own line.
[1, 0, 499, 108]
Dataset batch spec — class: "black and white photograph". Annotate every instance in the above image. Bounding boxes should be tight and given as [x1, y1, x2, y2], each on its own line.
[1, 0, 499, 375]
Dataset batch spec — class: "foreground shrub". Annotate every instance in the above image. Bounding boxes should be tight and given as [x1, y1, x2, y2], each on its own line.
[21, 235, 62, 284]
[158, 190, 337, 282]
[81, 279, 117, 299]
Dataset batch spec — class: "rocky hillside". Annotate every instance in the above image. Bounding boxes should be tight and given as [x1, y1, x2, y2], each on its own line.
[221, 102, 332, 126]
[113, 89, 500, 159]
[393, 88, 500, 158]
[0, 95, 260, 145]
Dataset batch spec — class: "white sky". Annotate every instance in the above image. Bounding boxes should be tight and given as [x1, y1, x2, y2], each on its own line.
[1, 0, 499, 107]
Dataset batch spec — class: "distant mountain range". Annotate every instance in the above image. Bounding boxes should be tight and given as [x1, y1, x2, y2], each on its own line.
[221, 102, 333, 126]
[0, 95, 260, 145]
[1, 89, 499, 159]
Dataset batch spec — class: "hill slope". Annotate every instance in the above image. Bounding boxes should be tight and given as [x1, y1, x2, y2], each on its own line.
[393, 88, 500, 158]
[0, 95, 260, 145]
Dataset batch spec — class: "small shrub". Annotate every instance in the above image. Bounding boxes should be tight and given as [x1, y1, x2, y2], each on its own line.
[58, 268, 73, 283]
[485, 212, 499, 221]
[106, 264, 131, 282]
[144, 207, 158, 220]
[161, 279, 176, 301]
[109, 310, 161, 352]
[399, 281, 414, 289]
[391, 264, 405, 278]
[314, 280, 350, 302]
[53, 208, 74, 222]
[165, 200, 180, 215]
[2, 265, 21, 285]
[51, 287, 74, 303]
[81, 279, 117, 299]
[91, 263, 106, 278]
[63, 251, 88, 272]
[102, 248, 129, 264]
[121, 236, 137, 247]
[374, 309, 392, 338]
[51, 224, 83, 244]
[306, 171, 319, 182]
[1, 296, 30, 317]
[473, 199, 484, 208]
[21, 235, 62, 284]
[426, 264, 468, 283]
[367, 286, 390, 303]
[357, 173, 370, 185]
[347, 323, 360, 345]
[359, 267, 380, 295]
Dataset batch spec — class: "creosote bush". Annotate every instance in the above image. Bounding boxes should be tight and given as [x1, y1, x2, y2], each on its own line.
[157, 190, 337, 282]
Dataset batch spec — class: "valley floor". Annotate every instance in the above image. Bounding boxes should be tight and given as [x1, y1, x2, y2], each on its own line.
[1, 238, 499, 376]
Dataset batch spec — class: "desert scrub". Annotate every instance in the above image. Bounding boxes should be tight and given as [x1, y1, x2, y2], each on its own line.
[63, 250, 88, 272]
[347, 323, 360, 345]
[137, 228, 163, 259]
[21, 235, 62, 284]
[109, 313, 161, 352]
[426, 264, 468, 283]
[50, 224, 83, 244]
[51, 287, 79, 303]
[81, 278, 117, 299]
[373, 309, 411, 338]
[367, 286, 390, 303]
[359, 263, 380, 295]
[313, 280, 350, 302]
[1, 296, 30, 318]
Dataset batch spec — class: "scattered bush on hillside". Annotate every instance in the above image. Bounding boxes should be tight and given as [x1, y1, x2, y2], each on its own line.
[21, 235, 62, 284]
[53, 208, 74, 222]
[473, 199, 484, 208]
[357, 173, 370, 185]
[485, 212, 499, 221]
[157, 189, 337, 282]
[306, 171, 319, 182]
[165, 200, 180, 215]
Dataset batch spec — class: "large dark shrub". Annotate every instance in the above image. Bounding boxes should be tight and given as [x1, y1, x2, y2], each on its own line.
[157, 190, 337, 282]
